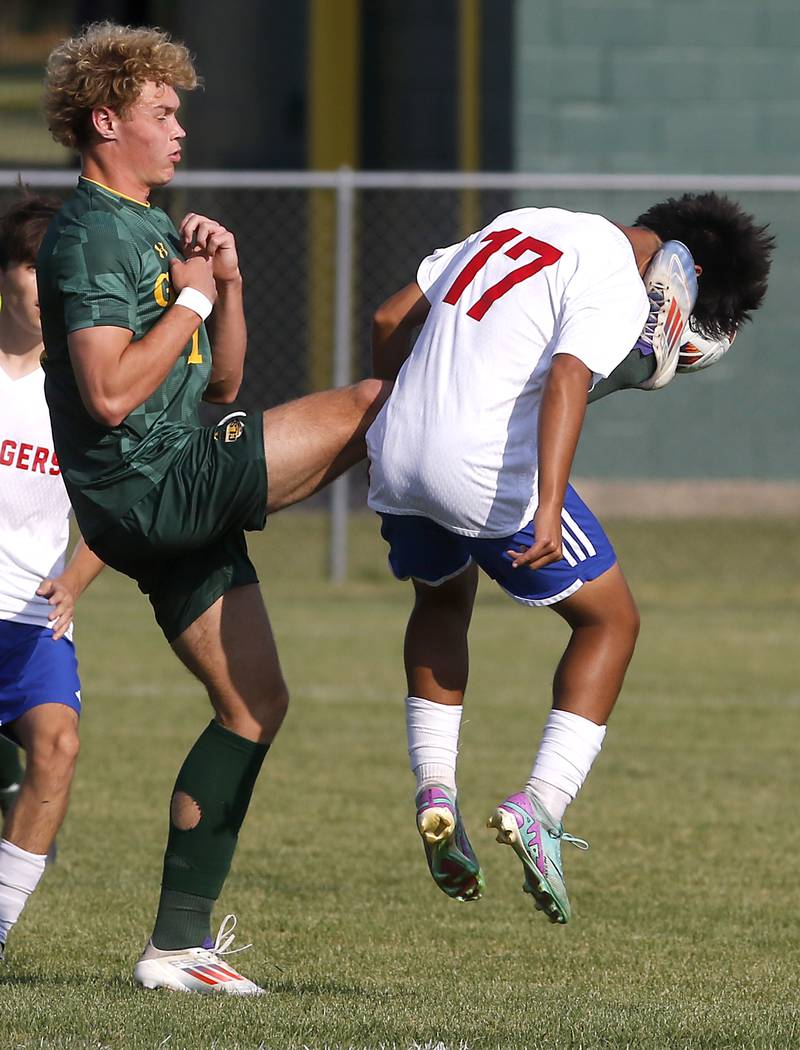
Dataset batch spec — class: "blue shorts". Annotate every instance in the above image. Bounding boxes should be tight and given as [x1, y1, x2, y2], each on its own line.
[379, 484, 616, 606]
[0, 621, 82, 732]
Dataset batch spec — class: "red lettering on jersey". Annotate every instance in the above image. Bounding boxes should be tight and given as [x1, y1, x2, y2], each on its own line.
[31, 447, 49, 473]
[0, 439, 15, 466]
[16, 443, 33, 470]
[0, 439, 60, 473]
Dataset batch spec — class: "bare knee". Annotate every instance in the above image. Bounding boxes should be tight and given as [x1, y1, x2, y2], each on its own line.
[218, 677, 289, 718]
[558, 568, 639, 642]
[212, 677, 290, 742]
[262, 679, 290, 725]
[412, 567, 478, 623]
[589, 593, 640, 652]
[353, 377, 391, 420]
[27, 725, 80, 778]
[624, 596, 641, 646]
[597, 585, 640, 647]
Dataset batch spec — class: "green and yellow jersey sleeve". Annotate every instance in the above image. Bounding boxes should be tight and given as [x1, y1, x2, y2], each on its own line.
[38, 178, 213, 539]
[47, 210, 143, 335]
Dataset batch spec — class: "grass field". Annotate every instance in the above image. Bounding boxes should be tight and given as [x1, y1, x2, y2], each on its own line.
[3, 512, 799, 1050]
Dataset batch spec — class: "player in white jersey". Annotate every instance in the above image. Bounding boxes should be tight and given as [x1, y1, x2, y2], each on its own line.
[0, 197, 104, 961]
[367, 194, 773, 922]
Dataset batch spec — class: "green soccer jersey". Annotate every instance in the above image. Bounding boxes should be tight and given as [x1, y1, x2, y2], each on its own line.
[38, 177, 212, 539]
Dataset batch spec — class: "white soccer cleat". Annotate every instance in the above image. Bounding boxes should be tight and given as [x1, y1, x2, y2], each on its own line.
[635, 240, 699, 390]
[133, 914, 265, 995]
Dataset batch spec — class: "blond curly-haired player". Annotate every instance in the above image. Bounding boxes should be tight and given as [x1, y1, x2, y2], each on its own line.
[38, 22, 388, 995]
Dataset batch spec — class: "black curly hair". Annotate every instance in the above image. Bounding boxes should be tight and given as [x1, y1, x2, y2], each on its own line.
[634, 192, 774, 338]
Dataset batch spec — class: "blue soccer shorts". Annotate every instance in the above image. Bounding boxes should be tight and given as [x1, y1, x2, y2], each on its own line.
[379, 484, 617, 606]
[0, 620, 82, 732]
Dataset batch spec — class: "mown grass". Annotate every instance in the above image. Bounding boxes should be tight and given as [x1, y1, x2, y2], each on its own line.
[2, 513, 799, 1050]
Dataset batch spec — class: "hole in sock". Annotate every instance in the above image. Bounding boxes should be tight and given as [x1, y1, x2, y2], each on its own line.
[170, 790, 202, 830]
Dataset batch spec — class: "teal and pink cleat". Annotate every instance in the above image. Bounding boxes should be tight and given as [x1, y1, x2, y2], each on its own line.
[487, 791, 588, 924]
[415, 785, 485, 902]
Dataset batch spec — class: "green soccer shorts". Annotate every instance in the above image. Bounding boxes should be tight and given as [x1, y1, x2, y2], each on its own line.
[89, 412, 268, 642]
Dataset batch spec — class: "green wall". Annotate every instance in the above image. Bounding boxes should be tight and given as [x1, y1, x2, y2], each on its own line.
[513, 1, 799, 480]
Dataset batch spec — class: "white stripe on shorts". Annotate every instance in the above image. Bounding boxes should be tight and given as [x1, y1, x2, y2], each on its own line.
[501, 578, 585, 607]
[409, 557, 474, 587]
[560, 526, 585, 565]
[559, 536, 578, 567]
[562, 508, 597, 558]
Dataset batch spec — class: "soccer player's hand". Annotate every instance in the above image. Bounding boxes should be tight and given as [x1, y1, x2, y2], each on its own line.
[36, 576, 76, 641]
[170, 254, 218, 304]
[179, 213, 241, 284]
[506, 505, 563, 570]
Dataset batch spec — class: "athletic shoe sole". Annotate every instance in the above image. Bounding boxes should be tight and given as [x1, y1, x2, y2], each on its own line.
[417, 801, 484, 902]
[133, 960, 265, 995]
[417, 804, 457, 845]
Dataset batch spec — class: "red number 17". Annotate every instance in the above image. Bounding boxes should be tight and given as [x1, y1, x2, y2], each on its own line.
[443, 228, 562, 321]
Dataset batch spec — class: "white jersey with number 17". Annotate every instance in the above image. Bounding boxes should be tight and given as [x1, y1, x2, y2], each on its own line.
[367, 207, 649, 538]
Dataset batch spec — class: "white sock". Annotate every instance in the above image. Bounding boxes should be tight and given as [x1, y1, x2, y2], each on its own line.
[0, 839, 47, 945]
[525, 709, 607, 822]
[406, 695, 462, 793]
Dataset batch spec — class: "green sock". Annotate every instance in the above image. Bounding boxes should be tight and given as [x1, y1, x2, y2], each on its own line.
[151, 720, 269, 950]
[588, 347, 656, 403]
[0, 737, 23, 817]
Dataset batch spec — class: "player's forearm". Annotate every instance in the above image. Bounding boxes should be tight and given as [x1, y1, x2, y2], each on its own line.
[371, 283, 431, 381]
[536, 354, 592, 511]
[203, 276, 246, 403]
[372, 321, 415, 381]
[61, 538, 104, 597]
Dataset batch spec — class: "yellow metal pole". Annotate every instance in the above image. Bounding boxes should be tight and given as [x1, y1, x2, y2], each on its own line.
[308, 0, 360, 392]
[459, 0, 481, 237]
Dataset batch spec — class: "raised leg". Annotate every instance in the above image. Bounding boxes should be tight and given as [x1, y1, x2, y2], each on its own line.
[263, 378, 391, 513]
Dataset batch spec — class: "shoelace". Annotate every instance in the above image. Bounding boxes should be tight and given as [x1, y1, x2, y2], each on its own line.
[209, 913, 252, 957]
[203, 913, 284, 973]
[548, 828, 590, 852]
[639, 287, 665, 345]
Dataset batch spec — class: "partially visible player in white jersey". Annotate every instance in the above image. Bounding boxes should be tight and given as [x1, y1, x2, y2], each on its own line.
[367, 194, 773, 922]
[0, 196, 104, 962]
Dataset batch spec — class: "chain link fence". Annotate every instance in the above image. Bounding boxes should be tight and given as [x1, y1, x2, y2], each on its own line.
[2, 170, 798, 575]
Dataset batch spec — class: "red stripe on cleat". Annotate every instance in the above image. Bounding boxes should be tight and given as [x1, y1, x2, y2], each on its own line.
[664, 301, 677, 337]
[207, 963, 244, 981]
[666, 302, 684, 349]
[184, 967, 218, 985]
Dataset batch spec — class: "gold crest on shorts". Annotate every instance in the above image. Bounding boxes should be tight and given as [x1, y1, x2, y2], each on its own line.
[223, 419, 244, 443]
[213, 414, 246, 443]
